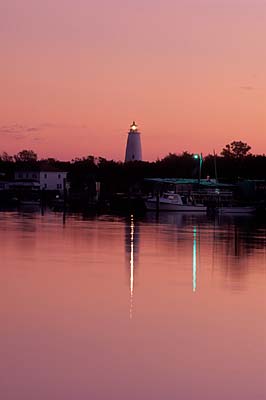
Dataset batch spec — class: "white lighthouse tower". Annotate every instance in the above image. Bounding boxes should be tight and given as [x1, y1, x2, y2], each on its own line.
[125, 121, 142, 162]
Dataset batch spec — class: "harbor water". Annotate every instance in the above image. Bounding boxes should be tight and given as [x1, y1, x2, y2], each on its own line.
[0, 211, 265, 399]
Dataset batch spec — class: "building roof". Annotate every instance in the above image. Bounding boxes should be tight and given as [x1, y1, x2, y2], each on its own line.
[10, 181, 40, 187]
[15, 167, 67, 173]
[144, 178, 236, 187]
[40, 169, 67, 173]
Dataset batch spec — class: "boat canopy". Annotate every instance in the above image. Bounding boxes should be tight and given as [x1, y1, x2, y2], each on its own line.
[144, 178, 235, 188]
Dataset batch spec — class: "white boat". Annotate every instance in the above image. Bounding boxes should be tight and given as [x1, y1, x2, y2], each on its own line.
[20, 200, 40, 207]
[218, 206, 256, 214]
[145, 192, 207, 212]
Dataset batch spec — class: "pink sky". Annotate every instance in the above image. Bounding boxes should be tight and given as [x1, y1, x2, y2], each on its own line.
[1, 0, 266, 160]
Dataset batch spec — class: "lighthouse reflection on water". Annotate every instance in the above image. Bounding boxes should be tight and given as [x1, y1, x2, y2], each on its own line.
[125, 215, 139, 319]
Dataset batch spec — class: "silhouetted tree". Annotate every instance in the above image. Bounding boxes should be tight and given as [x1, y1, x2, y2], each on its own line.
[221, 141, 251, 158]
[14, 149, 38, 162]
[0, 152, 13, 162]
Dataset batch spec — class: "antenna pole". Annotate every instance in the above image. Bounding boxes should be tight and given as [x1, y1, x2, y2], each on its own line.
[213, 149, 218, 182]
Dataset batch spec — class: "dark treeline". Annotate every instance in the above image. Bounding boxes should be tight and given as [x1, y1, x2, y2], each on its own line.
[1, 142, 266, 195]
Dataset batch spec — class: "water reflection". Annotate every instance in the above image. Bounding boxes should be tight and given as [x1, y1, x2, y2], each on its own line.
[140, 212, 266, 290]
[193, 226, 197, 293]
[123, 211, 266, 301]
[0, 212, 265, 400]
[125, 215, 139, 319]
[129, 215, 134, 319]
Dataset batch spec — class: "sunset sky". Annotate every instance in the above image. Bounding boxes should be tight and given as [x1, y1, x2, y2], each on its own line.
[1, 0, 266, 161]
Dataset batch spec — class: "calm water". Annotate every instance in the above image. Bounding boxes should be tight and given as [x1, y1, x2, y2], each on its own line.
[0, 211, 265, 399]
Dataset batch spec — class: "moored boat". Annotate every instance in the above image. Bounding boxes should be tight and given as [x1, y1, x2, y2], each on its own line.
[145, 192, 207, 212]
[218, 205, 256, 214]
[19, 199, 40, 207]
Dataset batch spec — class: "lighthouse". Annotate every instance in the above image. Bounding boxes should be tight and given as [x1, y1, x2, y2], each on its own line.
[125, 121, 142, 162]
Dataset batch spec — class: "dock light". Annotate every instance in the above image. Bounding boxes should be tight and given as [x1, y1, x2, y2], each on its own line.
[193, 153, 203, 183]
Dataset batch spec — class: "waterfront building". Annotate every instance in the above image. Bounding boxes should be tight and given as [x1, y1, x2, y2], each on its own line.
[125, 121, 142, 162]
[14, 169, 67, 192]
[39, 171, 67, 191]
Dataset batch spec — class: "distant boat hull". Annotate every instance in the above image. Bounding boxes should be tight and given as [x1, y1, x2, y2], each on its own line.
[218, 206, 256, 214]
[145, 199, 207, 212]
[20, 200, 40, 207]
